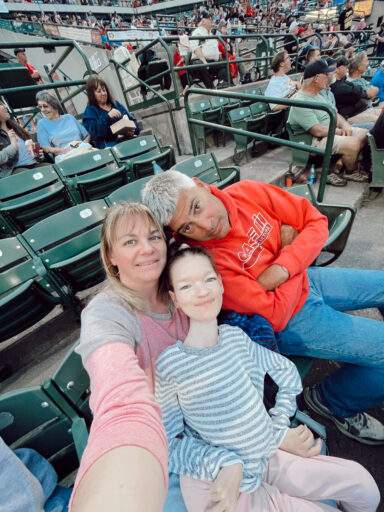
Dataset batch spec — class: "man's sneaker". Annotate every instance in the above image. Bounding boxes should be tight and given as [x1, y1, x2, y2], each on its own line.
[303, 386, 384, 445]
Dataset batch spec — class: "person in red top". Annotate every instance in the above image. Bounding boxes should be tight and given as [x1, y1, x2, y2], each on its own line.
[14, 48, 43, 84]
[142, 172, 384, 447]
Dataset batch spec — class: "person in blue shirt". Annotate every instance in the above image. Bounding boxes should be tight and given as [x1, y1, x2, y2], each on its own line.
[36, 91, 91, 160]
[369, 61, 384, 102]
[82, 75, 140, 149]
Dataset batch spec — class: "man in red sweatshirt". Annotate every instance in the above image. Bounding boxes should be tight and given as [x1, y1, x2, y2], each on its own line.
[143, 172, 384, 446]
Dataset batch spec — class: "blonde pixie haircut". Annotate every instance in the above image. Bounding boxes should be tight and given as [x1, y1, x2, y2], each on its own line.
[101, 201, 166, 311]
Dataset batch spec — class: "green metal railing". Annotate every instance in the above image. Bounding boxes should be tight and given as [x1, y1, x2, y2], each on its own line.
[111, 57, 182, 155]
[184, 87, 337, 203]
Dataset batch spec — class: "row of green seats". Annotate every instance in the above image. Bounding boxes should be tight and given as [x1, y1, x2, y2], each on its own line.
[0, 153, 240, 343]
[0, 135, 175, 238]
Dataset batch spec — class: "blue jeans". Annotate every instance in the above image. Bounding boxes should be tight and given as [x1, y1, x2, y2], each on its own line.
[279, 267, 384, 418]
[164, 472, 188, 512]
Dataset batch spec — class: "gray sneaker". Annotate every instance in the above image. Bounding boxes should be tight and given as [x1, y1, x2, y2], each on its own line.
[303, 386, 384, 445]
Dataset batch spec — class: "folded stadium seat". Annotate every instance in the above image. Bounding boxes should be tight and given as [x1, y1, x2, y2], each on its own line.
[0, 165, 74, 237]
[367, 133, 384, 189]
[111, 135, 176, 179]
[44, 341, 92, 425]
[19, 200, 109, 296]
[0, 237, 68, 343]
[240, 87, 261, 107]
[210, 97, 241, 146]
[55, 148, 131, 202]
[105, 175, 152, 206]
[228, 105, 268, 164]
[0, 385, 84, 479]
[286, 122, 316, 169]
[288, 184, 356, 266]
[189, 100, 222, 153]
[173, 153, 240, 189]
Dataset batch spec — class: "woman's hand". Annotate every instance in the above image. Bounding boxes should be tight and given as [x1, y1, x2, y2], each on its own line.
[108, 108, 122, 119]
[208, 463, 243, 512]
[8, 129, 19, 150]
[280, 425, 322, 458]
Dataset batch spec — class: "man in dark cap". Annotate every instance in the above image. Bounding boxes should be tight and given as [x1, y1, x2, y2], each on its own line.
[288, 59, 368, 182]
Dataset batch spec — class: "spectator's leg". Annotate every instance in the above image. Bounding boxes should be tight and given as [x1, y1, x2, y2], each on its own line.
[191, 59, 214, 88]
[279, 267, 384, 420]
[337, 135, 362, 171]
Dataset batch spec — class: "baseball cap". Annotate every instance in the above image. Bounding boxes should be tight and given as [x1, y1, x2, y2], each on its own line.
[336, 56, 349, 67]
[304, 59, 336, 79]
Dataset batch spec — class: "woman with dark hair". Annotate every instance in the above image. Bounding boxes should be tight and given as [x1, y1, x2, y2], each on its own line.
[0, 100, 46, 178]
[82, 74, 140, 149]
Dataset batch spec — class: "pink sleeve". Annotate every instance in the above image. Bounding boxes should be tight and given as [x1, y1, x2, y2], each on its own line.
[70, 342, 168, 505]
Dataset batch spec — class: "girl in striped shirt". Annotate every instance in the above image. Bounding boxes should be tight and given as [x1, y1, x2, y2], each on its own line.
[155, 246, 379, 512]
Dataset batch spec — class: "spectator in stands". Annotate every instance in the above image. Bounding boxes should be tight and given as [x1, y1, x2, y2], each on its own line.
[338, 0, 354, 31]
[14, 48, 43, 84]
[283, 20, 300, 55]
[142, 170, 384, 447]
[0, 101, 47, 178]
[173, 43, 189, 95]
[36, 90, 91, 161]
[216, 20, 250, 84]
[348, 51, 379, 106]
[369, 60, 384, 102]
[264, 50, 301, 111]
[306, 47, 321, 65]
[288, 59, 369, 183]
[82, 74, 140, 150]
[189, 13, 229, 89]
[375, 21, 384, 57]
[331, 56, 381, 125]
[70, 202, 190, 512]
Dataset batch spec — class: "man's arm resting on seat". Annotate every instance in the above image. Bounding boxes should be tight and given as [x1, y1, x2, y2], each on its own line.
[309, 123, 345, 138]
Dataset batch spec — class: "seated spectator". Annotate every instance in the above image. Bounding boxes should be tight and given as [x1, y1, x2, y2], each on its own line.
[375, 22, 384, 57]
[14, 48, 43, 84]
[0, 101, 47, 178]
[216, 20, 250, 84]
[348, 52, 379, 107]
[288, 59, 369, 183]
[369, 60, 384, 102]
[173, 43, 189, 95]
[189, 14, 229, 89]
[283, 21, 300, 54]
[331, 56, 381, 124]
[82, 75, 140, 149]
[264, 50, 301, 111]
[36, 91, 91, 161]
[306, 47, 321, 65]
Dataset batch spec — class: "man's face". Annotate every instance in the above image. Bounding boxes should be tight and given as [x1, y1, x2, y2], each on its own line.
[313, 72, 328, 90]
[16, 51, 27, 64]
[327, 69, 336, 85]
[202, 18, 212, 32]
[282, 52, 292, 72]
[168, 181, 230, 241]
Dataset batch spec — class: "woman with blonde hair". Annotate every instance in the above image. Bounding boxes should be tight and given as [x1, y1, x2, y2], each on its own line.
[70, 201, 190, 512]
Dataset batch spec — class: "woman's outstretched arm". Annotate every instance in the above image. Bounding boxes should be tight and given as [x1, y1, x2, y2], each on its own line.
[70, 342, 168, 512]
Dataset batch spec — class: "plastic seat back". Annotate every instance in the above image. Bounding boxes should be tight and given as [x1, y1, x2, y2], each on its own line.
[20, 200, 108, 293]
[0, 237, 61, 343]
[173, 153, 240, 189]
[112, 136, 159, 162]
[55, 148, 131, 201]
[286, 122, 313, 168]
[0, 386, 79, 480]
[367, 133, 384, 188]
[228, 106, 251, 125]
[0, 165, 73, 235]
[105, 176, 152, 205]
[250, 102, 269, 118]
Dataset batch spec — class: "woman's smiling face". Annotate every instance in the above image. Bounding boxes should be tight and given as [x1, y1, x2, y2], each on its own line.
[37, 100, 59, 120]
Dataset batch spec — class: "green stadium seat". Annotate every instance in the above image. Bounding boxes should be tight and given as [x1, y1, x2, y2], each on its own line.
[286, 122, 315, 168]
[105, 175, 152, 206]
[367, 133, 384, 189]
[20, 200, 108, 295]
[0, 386, 82, 479]
[0, 165, 74, 237]
[0, 237, 65, 343]
[111, 135, 176, 179]
[240, 87, 261, 107]
[228, 105, 268, 164]
[288, 184, 356, 266]
[55, 148, 131, 202]
[210, 97, 241, 144]
[173, 153, 240, 189]
[189, 100, 222, 153]
[0, 62, 38, 109]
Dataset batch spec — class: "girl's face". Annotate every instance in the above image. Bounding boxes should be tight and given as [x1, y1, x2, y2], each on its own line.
[37, 100, 58, 120]
[0, 102, 10, 123]
[169, 254, 223, 322]
[108, 215, 167, 291]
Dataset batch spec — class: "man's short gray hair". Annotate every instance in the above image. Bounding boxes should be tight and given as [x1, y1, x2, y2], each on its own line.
[141, 170, 196, 226]
[348, 51, 366, 75]
[35, 90, 62, 113]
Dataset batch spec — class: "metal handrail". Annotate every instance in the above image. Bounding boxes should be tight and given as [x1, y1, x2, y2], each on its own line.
[184, 87, 337, 202]
[110, 57, 181, 156]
